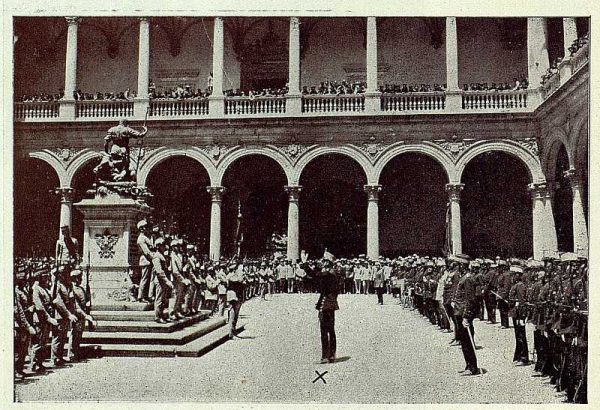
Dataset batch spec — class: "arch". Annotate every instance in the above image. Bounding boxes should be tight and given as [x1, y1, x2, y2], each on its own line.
[455, 140, 546, 184]
[65, 149, 103, 187]
[28, 150, 68, 187]
[293, 145, 374, 185]
[138, 147, 217, 187]
[570, 113, 589, 170]
[374, 141, 456, 184]
[215, 146, 294, 186]
[542, 135, 569, 184]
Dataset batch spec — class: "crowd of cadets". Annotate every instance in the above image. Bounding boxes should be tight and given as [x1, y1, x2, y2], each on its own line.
[400, 252, 587, 403]
[14, 220, 588, 403]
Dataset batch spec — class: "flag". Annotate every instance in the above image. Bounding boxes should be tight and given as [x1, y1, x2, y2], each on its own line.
[443, 201, 451, 257]
[323, 249, 335, 261]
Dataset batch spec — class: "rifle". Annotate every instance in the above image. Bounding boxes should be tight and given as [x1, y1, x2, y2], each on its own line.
[134, 106, 149, 179]
[86, 249, 92, 312]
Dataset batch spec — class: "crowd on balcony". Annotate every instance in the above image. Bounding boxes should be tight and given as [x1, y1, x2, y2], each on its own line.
[380, 83, 446, 93]
[149, 81, 211, 100]
[462, 77, 528, 92]
[302, 80, 367, 95]
[224, 86, 288, 98]
[568, 34, 589, 57]
[19, 90, 64, 103]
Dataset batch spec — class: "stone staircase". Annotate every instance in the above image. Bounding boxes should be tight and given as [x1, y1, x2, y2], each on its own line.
[81, 302, 245, 358]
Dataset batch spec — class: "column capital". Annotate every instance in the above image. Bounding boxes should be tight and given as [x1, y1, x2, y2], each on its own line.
[138, 17, 150, 23]
[290, 16, 300, 29]
[65, 17, 81, 26]
[284, 185, 302, 202]
[528, 182, 551, 199]
[364, 184, 382, 201]
[54, 187, 74, 202]
[445, 183, 464, 201]
[207, 186, 225, 202]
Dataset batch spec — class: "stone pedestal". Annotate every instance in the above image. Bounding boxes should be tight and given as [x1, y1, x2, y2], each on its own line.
[75, 192, 151, 305]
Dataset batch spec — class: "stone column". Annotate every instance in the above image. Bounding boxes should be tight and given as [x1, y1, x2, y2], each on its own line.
[209, 17, 225, 117]
[285, 186, 302, 261]
[134, 17, 151, 118]
[527, 18, 550, 88]
[55, 187, 74, 237]
[528, 182, 559, 260]
[445, 183, 464, 255]
[445, 17, 461, 111]
[60, 17, 80, 120]
[364, 185, 381, 260]
[287, 17, 302, 115]
[207, 186, 225, 260]
[364, 17, 381, 112]
[563, 17, 579, 58]
[564, 169, 588, 257]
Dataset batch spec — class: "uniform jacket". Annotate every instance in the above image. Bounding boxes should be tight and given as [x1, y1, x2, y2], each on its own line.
[53, 281, 75, 320]
[137, 233, 153, 266]
[152, 252, 171, 287]
[316, 270, 339, 311]
[508, 281, 527, 318]
[31, 283, 53, 324]
[454, 273, 476, 319]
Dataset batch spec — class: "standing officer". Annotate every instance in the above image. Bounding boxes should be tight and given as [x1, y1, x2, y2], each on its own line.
[508, 264, 529, 364]
[136, 219, 154, 303]
[29, 267, 58, 373]
[152, 238, 174, 323]
[374, 262, 385, 305]
[483, 260, 498, 323]
[452, 254, 481, 375]
[51, 266, 79, 366]
[496, 260, 512, 328]
[69, 268, 94, 361]
[314, 259, 339, 364]
[226, 263, 245, 339]
[14, 266, 36, 379]
[170, 239, 189, 320]
[56, 225, 79, 267]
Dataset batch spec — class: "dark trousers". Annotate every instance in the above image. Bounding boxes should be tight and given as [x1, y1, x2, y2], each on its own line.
[444, 302, 458, 340]
[456, 315, 478, 371]
[512, 318, 529, 362]
[14, 329, 31, 373]
[319, 310, 336, 360]
[484, 292, 497, 323]
[376, 287, 384, 304]
[498, 299, 510, 328]
[51, 318, 69, 360]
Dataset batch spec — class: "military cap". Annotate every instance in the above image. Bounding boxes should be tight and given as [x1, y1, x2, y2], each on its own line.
[137, 220, 148, 230]
[70, 269, 83, 277]
[509, 265, 524, 273]
[497, 259, 507, 266]
[154, 238, 165, 246]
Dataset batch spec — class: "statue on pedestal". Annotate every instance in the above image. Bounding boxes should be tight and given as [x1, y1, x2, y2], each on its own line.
[93, 119, 148, 197]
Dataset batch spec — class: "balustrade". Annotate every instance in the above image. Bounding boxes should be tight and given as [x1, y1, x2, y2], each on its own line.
[14, 101, 59, 119]
[541, 73, 561, 100]
[302, 94, 365, 113]
[571, 42, 589, 74]
[149, 98, 209, 117]
[75, 100, 134, 118]
[224, 96, 286, 115]
[462, 90, 528, 110]
[381, 92, 445, 112]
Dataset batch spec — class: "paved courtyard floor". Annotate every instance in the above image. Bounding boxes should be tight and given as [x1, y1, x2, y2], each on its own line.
[15, 293, 566, 403]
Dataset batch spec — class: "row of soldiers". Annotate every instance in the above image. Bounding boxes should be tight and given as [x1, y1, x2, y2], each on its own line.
[14, 226, 93, 379]
[400, 252, 587, 403]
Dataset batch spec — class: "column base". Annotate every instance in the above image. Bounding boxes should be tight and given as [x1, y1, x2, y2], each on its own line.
[133, 98, 150, 119]
[364, 92, 381, 113]
[286, 94, 302, 115]
[208, 95, 225, 118]
[59, 99, 76, 121]
[445, 90, 462, 112]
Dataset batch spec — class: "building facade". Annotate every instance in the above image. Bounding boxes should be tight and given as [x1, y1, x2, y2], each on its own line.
[13, 16, 589, 261]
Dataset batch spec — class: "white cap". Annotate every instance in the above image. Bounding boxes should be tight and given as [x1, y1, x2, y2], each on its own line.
[137, 220, 148, 230]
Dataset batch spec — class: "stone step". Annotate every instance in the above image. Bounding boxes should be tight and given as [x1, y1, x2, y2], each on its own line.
[81, 323, 246, 358]
[81, 316, 227, 345]
[92, 312, 210, 333]
[92, 302, 153, 312]
[92, 309, 212, 322]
